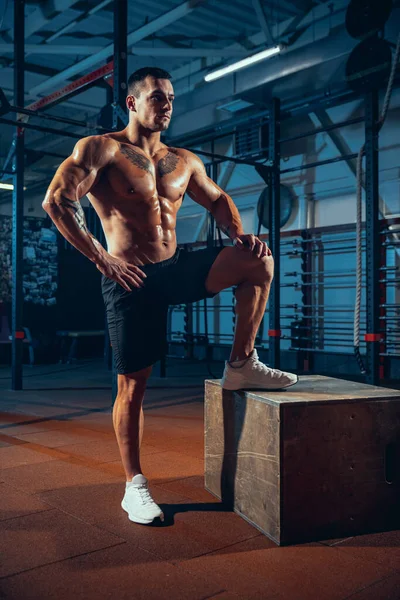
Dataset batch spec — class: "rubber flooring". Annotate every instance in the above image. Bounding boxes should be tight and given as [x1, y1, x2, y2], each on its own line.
[0, 359, 399, 600]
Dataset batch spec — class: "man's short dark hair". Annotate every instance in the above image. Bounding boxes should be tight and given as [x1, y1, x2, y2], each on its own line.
[127, 67, 172, 98]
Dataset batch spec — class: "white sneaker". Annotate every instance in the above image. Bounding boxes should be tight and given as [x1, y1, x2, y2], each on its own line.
[221, 349, 298, 391]
[121, 474, 164, 524]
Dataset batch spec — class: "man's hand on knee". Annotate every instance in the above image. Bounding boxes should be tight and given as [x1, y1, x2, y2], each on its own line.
[233, 234, 272, 258]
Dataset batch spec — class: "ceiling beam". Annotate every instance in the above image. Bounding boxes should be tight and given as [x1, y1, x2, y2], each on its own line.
[0, 0, 80, 42]
[26, 0, 80, 39]
[0, 44, 104, 55]
[270, 0, 305, 16]
[29, 0, 207, 98]
[169, 0, 348, 95]
[252, 0, 274, 45]
[42, 0, 113, 45]
[1, 61, 60, 77]
[1, 0, 114, 74]
[0, 44, 249, 57]
[133, 46, 247, 58]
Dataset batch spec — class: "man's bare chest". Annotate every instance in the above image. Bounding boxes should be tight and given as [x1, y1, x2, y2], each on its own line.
[104, 145, 190, 202]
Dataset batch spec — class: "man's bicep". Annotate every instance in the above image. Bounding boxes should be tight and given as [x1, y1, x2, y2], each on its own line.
[43, 157, 96, 210]
[44, 136, 110, 209]
[186, 158, 223, 210]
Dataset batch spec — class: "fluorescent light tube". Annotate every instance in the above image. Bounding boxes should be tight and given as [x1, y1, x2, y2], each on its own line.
[0, 183, 27, 191]
[204, 45, 282, 82]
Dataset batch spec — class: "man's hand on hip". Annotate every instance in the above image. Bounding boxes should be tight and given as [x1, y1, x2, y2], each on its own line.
[95, 253, 147, 292]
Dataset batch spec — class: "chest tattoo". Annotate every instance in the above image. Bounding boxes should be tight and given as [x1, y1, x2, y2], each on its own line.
[158, 149, 179, 178]
[121, 146, 152, 173]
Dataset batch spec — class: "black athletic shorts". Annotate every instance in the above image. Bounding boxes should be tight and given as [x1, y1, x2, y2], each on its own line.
[101, 245, 225, 374]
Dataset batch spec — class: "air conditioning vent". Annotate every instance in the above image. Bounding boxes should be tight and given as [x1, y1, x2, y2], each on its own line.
[234, 120, 269, 159]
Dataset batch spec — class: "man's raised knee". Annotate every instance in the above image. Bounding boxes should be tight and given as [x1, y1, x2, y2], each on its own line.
[253, 254, 274, 285]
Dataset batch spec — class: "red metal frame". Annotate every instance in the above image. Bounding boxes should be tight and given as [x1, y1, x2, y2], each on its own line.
[364, 334, 383, 342]
[26, 61, 114, 112]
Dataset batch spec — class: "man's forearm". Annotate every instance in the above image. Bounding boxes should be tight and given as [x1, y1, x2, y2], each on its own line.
[43, 195, 106, 264]
[210, 194, 245, 240]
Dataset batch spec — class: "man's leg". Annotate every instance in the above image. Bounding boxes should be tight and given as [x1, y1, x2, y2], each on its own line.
[113, 365, 152, 482]
[231, 278, 271, 362]
[205, 246, 273, 361]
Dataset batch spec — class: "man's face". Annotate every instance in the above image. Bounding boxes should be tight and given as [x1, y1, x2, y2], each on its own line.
[128, 77, 174, 132]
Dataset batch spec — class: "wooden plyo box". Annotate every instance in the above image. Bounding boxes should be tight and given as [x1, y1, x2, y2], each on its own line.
[204, 375, 400, 546]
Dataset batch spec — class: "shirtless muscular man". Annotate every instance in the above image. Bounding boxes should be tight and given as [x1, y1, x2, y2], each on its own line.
[43, 67, 298, 525]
